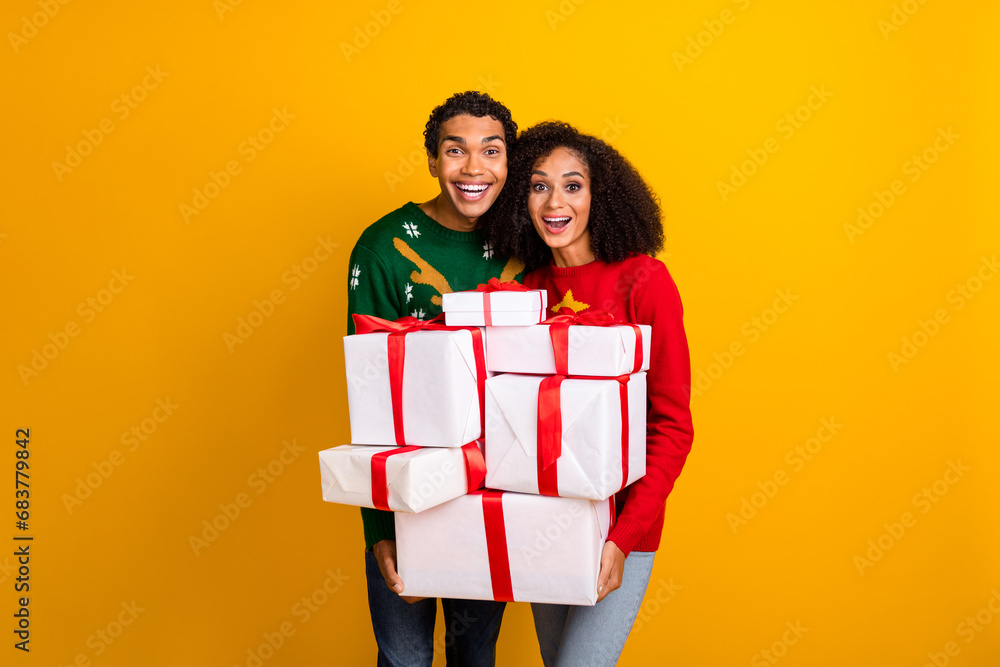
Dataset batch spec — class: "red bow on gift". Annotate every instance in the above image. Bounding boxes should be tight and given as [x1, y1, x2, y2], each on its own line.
[475, 277, 529, 293]
[350, 313, 486, 447]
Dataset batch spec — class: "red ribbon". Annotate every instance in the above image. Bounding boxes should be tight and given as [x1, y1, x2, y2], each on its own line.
[351, 314, 487, 446]
[535, 374, 633, 497]
[542, 310, 643, 376]
[474, 278, 542, 327]
[370, 446, 421, 511]
[475, 489, 515, 602]
[369, 441, 486, 511]
[536, 376, 565, 496]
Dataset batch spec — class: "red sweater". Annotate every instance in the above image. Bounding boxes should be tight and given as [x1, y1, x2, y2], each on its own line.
[523, 254, 693, 556]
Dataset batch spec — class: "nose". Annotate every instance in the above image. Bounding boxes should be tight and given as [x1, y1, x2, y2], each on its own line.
[546, 188, 565, 209]
[464, 151, 485, 176]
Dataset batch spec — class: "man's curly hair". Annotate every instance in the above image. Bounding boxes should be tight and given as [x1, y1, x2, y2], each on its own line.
[481, 121, 664, 272]
[423, 91, 517, 157]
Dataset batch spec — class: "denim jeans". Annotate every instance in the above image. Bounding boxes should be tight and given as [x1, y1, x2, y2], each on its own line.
[530, 551, 655, 667]
[365, 550, 507, 667]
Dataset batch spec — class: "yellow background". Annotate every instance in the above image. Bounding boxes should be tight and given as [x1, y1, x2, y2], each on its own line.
[3, 0, 998, 665]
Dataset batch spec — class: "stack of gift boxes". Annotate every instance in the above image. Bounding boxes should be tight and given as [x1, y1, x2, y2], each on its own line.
[319, 282, 651, 606]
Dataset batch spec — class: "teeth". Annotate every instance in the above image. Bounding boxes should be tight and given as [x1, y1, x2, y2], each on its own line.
[457, 184, 488, 192]
[545, 217, 570, 222]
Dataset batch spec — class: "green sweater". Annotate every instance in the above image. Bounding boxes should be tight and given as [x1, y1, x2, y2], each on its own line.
[346, 201, 523, 549]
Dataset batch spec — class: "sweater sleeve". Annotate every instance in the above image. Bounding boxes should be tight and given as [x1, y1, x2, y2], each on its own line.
[607, 264, 694, 555]
[346, 241, 401, 549]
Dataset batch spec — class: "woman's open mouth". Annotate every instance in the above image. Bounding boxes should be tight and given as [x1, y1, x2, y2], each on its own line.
[542, 216, 571, 232]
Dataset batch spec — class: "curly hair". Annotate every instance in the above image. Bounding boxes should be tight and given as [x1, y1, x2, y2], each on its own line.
[481, 121, 664, 272]
[423, 91, 518, 157]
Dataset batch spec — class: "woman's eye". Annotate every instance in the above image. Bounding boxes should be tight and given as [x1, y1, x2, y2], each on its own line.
[531, 182, 546, 192]
[567, 183, 580, 192]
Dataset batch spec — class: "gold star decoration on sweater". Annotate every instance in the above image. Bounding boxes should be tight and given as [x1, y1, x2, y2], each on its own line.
[552, 289, 590, 314]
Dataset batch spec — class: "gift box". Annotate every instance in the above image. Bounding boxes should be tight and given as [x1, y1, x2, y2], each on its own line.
[319, 441, 485, 513]
[485, 320, 651, 376]
[442, 280, 547, 327]
[484, 372, 646, 500]
[345, 316, 486, 447]
[396, 491, 612, 605]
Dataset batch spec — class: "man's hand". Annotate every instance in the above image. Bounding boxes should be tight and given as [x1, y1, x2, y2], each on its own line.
[372, 539, 425, 603]
[596, 541, 626, 604]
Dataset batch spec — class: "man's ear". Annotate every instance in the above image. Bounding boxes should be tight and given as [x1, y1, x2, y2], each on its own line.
[427, 153, 438, 178]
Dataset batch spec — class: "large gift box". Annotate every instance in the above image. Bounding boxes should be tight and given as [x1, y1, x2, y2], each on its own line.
[345, 316, 486, 447]
[442, 280, 547, 327]
[396, 491, 612, 605]
[485, 318, 651, 376]
[485, 372, 647, 500]
[319, 441, 485, 513]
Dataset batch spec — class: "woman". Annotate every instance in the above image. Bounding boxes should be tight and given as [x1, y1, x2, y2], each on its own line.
[483, 121, 694, 666]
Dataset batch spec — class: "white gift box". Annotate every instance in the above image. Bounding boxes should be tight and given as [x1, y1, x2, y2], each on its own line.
[396, 491, 612, 605]
[344, 328, 485, 447]
[442, 288, 547, 327]
[485, 323, 651, 376]
[318, 443, 484, 513]
[485, 373, 646, 500]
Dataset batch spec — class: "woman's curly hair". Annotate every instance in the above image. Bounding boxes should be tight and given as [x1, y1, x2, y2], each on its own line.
[481, 121, 664, 272]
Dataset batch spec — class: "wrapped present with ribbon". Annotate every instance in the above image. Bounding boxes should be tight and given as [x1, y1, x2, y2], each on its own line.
[396, 490, 612, 605]
[484, 310, 650, 377]
[442, 278, 548, 327]
[345, 314, 487, 447]
[484, 372, 646, 500]
[318, 440, 486, 513]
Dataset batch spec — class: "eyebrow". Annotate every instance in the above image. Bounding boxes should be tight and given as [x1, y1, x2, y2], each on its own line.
[531, 170, 585, 178]
[441, 134, 505, 145]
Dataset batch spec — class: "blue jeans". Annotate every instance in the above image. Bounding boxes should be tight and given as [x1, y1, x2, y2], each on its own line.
[365, 550, 507, 666]
[531, 551, 655, 667]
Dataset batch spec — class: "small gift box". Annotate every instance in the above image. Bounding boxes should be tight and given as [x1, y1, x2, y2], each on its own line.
[484, 372, 646, 500]
[319, 441, 485, 513]
[442, 279, 547, 327]
[345, 315, 486, 447]
[396, 491, 612, 605]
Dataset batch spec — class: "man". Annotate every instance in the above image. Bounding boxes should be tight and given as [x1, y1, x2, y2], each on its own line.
[346, 91, 523, 666]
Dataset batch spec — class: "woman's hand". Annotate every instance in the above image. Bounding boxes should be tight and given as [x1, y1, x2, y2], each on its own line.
[596, 540, 626, 603]
[372, 539, 425, 604]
